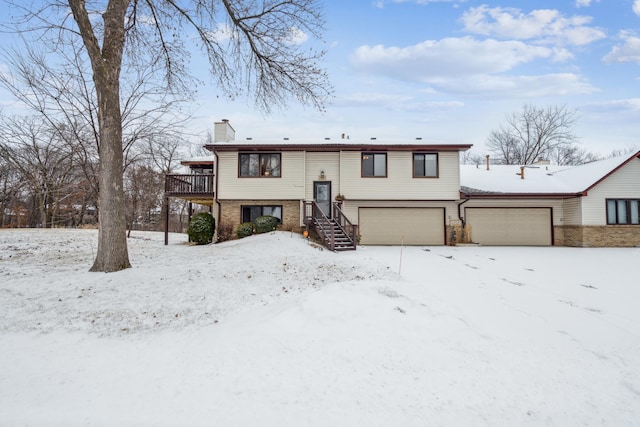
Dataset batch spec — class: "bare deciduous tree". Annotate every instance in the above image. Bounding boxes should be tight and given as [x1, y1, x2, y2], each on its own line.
[487, 104, 583, 165]
[4, 0, 330, 271]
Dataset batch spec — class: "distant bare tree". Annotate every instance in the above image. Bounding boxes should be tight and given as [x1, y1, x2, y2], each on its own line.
[461, 149, 486, 166]
[487, 104, 584, 165]
[0, 116, 77, 227]
[4, 0, 330, 272]
[549, 144, 601, 166]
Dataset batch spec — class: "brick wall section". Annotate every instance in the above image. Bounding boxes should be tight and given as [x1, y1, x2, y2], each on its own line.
[553, 226, 565, 246]
[219, 200, 302, 235]
[560, 225, 640, 247]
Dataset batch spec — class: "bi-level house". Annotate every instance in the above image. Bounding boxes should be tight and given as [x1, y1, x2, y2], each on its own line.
[165, 119, 639, 248]
[207, 119, 472, 249]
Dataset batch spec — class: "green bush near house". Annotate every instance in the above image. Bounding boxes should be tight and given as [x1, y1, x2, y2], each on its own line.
[237, 222, 255, 239]
[255, 215, 278, 234]
[187, 212, 215, 245]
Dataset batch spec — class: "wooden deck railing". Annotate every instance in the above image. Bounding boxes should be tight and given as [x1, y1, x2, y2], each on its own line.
[303, 201, 356, 251]
[332, 202, 357, 246]
[165, 174, 214, 195]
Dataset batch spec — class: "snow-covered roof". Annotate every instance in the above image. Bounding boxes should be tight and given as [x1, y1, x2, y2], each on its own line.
[180, 155, 214, 165]
[209, 138, 472, 151]
[461, 152, 640, 196]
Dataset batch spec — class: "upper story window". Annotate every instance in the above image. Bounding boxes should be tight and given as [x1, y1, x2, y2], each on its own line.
[239, 153, 281, 177]
[362, 153, 387, 177]
[606, 199, 639, 225]
[413, 153, 438, 178]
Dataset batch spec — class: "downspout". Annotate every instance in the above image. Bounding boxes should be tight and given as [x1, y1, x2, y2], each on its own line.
[214, 150, 221, 241]
[456, 195, 471, 244]
[457, 195, 471, 225]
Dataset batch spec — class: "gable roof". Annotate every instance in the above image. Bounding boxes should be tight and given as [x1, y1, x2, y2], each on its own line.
[460, 151, 640, 198]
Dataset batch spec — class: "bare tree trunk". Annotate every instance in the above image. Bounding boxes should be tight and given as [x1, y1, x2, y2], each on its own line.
[69, 0, 131, 271]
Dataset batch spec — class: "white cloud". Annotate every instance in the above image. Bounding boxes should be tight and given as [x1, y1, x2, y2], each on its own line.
[351, 37, 563, 81]
[461, 6, 606, 46]
[584, 98, 640, 113]
[426, 73, 598, 97]
[575, 0, 592, 7]
[634, 0, 640, 16]
[285, 27, 308, 45]
[603, 32, 640, 64]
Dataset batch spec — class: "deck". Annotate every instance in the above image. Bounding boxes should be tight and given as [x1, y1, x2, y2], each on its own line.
[165, 174, 215, 206]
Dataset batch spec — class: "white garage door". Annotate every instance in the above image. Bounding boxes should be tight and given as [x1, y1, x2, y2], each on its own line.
[359, 208, 444, 245]
[466, 208, 552, 246]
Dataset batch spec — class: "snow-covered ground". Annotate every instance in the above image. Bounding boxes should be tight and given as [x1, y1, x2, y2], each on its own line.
[1, 228, 639, 426]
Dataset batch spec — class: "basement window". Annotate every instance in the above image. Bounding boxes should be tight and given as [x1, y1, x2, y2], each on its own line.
[241, 205, 282, 223]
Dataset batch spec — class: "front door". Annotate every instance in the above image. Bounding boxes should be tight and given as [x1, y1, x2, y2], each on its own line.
[313, 181, 331, 218]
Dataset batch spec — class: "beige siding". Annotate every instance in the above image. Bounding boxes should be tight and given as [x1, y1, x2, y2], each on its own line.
[581, 158, 640, 225]
[305, 152, 341, 200]
[562, 198, 582, 225]
[340, 151, 460, 200]
[217, 151, 305, 200]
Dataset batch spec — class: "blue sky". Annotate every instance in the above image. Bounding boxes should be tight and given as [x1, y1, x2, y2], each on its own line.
[2, 1, 639, 156]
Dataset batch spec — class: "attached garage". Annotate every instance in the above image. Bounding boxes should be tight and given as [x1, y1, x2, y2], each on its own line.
[358, 207, 445, 245]
[465, 207, 552, 246]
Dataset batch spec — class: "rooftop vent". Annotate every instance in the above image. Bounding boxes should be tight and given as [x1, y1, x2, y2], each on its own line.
[284, 137, 289, 140]
[324, 137, 330, 140]
[416, 137, 422, 140]
[370, 137, 377, 140]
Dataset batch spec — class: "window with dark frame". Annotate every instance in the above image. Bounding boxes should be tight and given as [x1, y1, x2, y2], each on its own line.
[239, 153, 281, 177]
[413, 153, 438, 178]
[362, 152, 387, 177]
[241, 205, 283, 223]
[606, 199, 640, 225]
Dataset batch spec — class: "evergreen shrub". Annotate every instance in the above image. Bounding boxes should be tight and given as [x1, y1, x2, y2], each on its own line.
[237, 222, 255, 238]
[187, 212, 215, 245]
[254, 215, 278, 234]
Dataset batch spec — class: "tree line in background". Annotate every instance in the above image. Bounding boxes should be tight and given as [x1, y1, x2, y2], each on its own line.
[0, 36, 205, 231]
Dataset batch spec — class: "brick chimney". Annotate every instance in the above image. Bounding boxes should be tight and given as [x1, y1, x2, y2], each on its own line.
[214, 119, 236, 142]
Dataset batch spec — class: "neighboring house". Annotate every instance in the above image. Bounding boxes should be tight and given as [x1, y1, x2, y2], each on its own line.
[208, 120, 472, 248]
[459, 151, 640, 247]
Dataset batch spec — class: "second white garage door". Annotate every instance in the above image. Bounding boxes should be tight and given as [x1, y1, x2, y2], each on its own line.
[465, 207, 552, 246]
[359, 207, 445, 245]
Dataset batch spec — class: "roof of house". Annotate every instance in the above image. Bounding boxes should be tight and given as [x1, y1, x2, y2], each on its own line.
[180, 156, 215, 166]
[460, 151, 640, 198]
[208, 138, 472, 152]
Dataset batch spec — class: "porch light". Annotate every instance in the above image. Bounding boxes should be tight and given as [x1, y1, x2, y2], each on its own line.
[320, 170, 326, 179]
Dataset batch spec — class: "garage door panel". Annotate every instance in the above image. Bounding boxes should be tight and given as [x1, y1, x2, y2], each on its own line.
[466, 208, 551, 246]
[359, 208, 444, 245]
